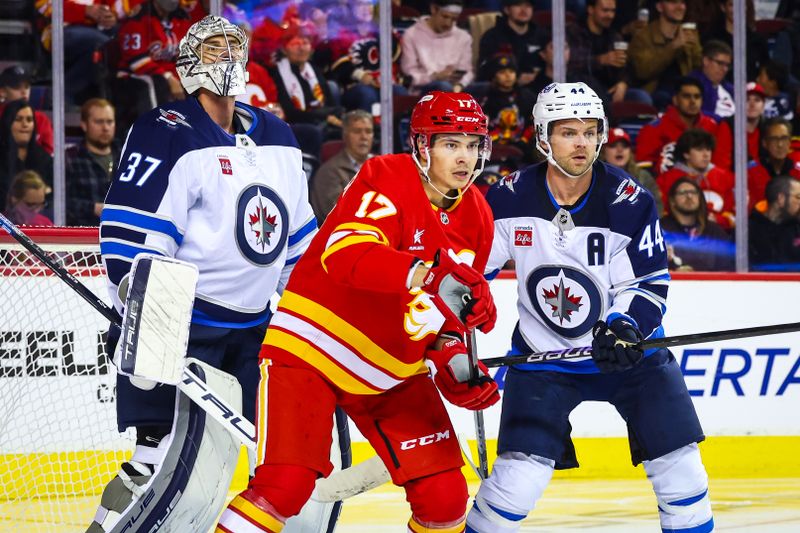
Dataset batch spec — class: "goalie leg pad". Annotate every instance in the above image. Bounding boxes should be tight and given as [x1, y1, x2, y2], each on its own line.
[643, 443, 714, 533]
[90, 359, 242, 533]
[465, 452, 555, 533]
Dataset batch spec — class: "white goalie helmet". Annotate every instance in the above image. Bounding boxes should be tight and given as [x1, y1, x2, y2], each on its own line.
[176, 15, 249, 97]
[533, 82, 608, 178]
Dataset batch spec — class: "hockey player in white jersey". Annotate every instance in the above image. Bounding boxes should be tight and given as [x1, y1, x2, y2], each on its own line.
[466, 82, 714, 533]
[87, 15, 348, 533]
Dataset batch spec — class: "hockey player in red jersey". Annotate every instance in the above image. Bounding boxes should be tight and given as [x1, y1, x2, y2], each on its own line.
[217, 92, 501, 533]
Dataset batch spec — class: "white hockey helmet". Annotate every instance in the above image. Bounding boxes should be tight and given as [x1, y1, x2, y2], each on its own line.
[176, 15, 249, 97]
[533, 82, 608, 178]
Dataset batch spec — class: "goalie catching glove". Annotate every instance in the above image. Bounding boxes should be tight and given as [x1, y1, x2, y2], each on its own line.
[420, 248, 496, 333]
[591, 318, 644, 373]
[426, 332, 499, 410]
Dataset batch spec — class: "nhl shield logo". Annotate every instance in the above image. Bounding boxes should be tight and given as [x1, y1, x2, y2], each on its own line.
[236, 184, 289, 265]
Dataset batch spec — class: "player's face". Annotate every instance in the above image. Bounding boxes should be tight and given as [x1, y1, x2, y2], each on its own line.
[11, 106, 34, 146]
[674, 84, 702, 118]
[685, 146, 711, 171]
[82, 104, 115, 149]
[746, 93, 765, 120]
[343, 118, 374, 160]
[602, 140, 630, 167]
[671, 182, 701, 215]
[763, 123, 791, 160]
[426, 134, 482, 192]
[547, 119, 599, 177]
[200, 34, 245, 64]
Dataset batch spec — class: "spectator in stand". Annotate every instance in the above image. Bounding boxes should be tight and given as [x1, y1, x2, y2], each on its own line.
[755, 60, 796, 122]
[703, 0, 768, 82]
[601, 127, 664, 215]
[749, 176, 800, 271]
[566, 0, 652, 105]
[3, 170, 53, 226]
[477, 0, 543, 87]
[0, 66, 54, 155]
[65, 99, 119, 226]
[689, 40, 734, 121]
[717, 81, 766, 164]
[610, 0, 649, 39]
[310, 110, 374, 223]
[752, 117, 800, 182]
[328, 0, 406, 112]
[270, 24, 343, 161]
[0, 101, 53, 208]
[636, 77, 729, 175]
[657, 128, 735, 229]
[629, 0, 702, 109]
[400, 0, 473, 94]
[525, 30, 600, 98]
[660, 177, 733, 271]
[116, 0, 193, 106]
[477, 53, 536, 157]
[35, 0, 120, 105]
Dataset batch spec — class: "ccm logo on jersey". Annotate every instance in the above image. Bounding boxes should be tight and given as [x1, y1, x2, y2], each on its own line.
[218, 156, 233, 175]
[514, 228, 533, 247]
[400, 430, 451, 450]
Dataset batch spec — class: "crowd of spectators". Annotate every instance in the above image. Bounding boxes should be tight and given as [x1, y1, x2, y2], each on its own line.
[2, 0, 800, 271]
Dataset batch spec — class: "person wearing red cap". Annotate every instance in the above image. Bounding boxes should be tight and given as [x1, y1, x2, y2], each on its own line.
[601, 126, 664, 214]
[217, 92, 499, 533]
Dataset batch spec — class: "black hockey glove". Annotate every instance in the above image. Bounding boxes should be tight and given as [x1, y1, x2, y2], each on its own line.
[591, 318, 644, 373]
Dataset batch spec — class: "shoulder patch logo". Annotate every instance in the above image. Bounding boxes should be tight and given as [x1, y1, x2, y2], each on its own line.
[157, 108, 192, 129]
[514, 227, 533, 247]
[501, 171, 520, 193]
[612, 178, 642, 205]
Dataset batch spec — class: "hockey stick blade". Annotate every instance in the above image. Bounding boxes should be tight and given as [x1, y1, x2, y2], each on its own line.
[312, 455, 390, 502]
[0, 215, 379, 500]
[481, 321, 800, 368]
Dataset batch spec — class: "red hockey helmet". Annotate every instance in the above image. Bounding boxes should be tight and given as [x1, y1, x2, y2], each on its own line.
[409, 91, 489, 139]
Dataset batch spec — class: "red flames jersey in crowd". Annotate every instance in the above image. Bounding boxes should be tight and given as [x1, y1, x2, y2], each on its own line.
[635, 105, 731, 175]
[239, 62, 278, 109]
[658, 165, 736, 228]
[117, 8, 191, 75]
[262, 153, 494, 395]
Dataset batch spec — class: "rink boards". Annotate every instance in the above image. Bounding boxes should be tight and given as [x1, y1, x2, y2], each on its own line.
[1, 274, 799, 498]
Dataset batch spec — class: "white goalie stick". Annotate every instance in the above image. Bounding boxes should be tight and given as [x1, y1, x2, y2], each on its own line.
[0, 214, 386, 502]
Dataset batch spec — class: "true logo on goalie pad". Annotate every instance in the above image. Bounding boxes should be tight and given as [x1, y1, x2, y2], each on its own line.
[236, 184, 289, 266]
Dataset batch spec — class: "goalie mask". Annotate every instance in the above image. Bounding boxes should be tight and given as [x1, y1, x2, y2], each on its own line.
[176, 15, 249, 97]
[409, 91, 491, 199]
[533, 82, 608, 178]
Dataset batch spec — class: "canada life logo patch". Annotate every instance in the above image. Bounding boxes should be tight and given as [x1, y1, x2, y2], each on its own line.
[514, 227, 533, 247]
[236, 184, 289, 266]
[218, 156, 233, 175]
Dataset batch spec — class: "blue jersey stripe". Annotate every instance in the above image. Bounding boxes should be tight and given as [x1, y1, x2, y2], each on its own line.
[288, 218, 317, 246]
[100, 242, 165, 261]
[102, 208, 183, 246]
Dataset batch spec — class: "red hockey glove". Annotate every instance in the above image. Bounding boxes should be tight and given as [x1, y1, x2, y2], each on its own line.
[420, 249, 497, 333]
[426, 336, 499, 410]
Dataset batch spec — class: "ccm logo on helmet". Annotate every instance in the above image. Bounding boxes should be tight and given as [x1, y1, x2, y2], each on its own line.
[457, 116, 480, 122]
[400, 430, 451, 450]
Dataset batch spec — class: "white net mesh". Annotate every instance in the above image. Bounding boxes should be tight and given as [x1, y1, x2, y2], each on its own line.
[0, 227, 134, 532]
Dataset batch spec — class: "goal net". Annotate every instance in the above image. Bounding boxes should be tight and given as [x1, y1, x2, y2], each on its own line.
[0, 226, 135, 532]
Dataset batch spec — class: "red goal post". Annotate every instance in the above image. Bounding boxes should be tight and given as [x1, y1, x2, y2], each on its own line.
[0, 226, 134, 531]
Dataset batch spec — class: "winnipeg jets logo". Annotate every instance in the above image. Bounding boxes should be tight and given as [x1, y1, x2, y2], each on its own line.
[157, 108, 191, 128]
[413, 229, 425, 244]
[612, 178, 642, 205]
[527, 266, 603, 338]
[542, 278, 583, 324]
[248, 191, 278, 250]
[236, 185, 289, 266]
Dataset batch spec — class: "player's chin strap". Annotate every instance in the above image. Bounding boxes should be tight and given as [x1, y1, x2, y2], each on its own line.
[411, 136, 489, 201]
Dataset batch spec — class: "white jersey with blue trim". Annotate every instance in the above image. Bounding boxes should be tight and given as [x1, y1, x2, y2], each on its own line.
[100, 98, 317, 328]
[485, 161, 670, 373]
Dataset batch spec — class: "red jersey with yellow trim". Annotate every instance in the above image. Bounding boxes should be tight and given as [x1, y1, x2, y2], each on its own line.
[263, 153, 494, 396]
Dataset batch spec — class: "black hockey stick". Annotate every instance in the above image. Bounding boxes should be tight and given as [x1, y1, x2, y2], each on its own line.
[481, 320, 800, 368]
[466, 329, 489, 479]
